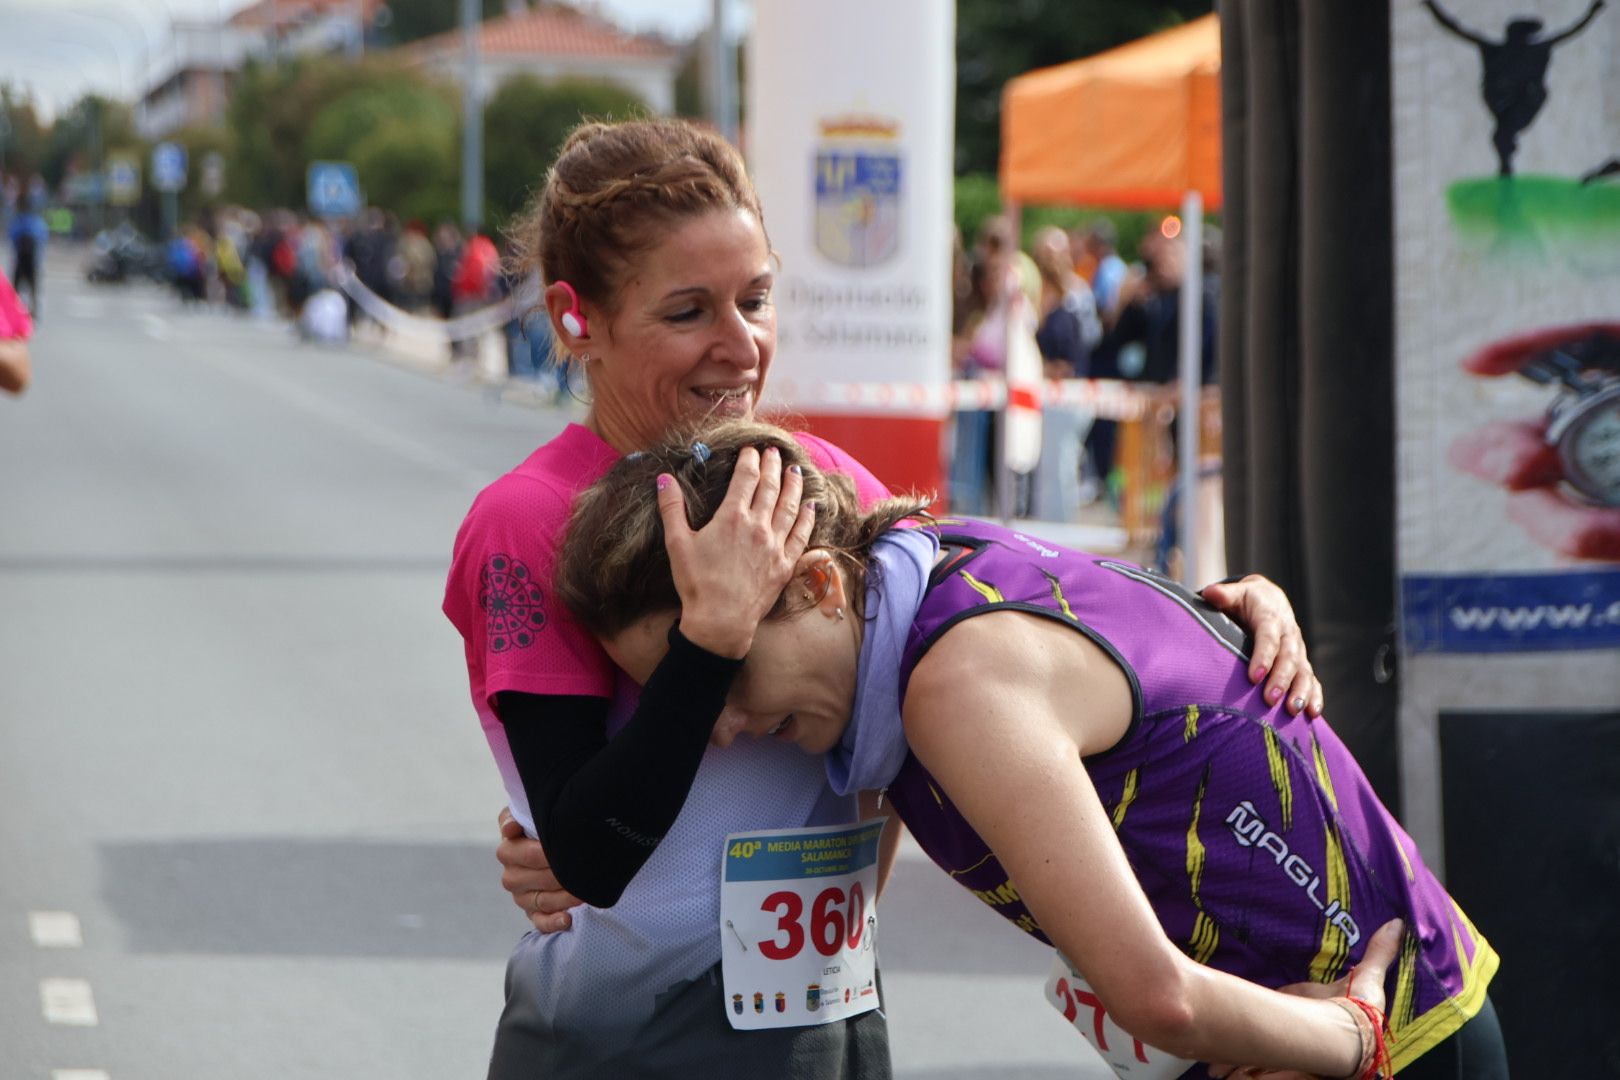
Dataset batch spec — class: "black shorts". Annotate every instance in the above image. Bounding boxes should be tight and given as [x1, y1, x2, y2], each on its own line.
[487, 958, 892, 1080]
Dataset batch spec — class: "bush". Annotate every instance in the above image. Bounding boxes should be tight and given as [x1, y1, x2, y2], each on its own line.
[482, 76, 648, 233]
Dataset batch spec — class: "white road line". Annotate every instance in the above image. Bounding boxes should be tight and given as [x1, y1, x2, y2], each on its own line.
[39, 979, 99, 1026]
[53, 1071, 112, 1080]
[28, 911, 84, 948]
[139, 313, 170, 341]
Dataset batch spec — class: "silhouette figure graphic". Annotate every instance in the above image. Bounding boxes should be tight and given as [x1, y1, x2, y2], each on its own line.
[1423, 0, 1606, 177]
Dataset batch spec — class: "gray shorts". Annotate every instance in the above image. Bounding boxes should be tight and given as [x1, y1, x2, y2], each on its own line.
[487, 959, 891, 1080]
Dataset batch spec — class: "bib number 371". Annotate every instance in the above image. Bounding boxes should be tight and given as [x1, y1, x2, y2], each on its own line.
[1044, 953, 1193, 1079]
[719, 820, 886, 1032]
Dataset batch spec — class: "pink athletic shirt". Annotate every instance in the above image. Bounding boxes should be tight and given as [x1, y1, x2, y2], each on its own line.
[0, 271, 31, 340]
[444, 422, 889, 835]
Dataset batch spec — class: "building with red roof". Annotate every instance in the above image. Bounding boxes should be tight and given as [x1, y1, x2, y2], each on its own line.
[409, 3, 682, 114]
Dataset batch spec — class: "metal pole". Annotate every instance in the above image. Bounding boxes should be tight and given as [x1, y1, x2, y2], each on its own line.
[352, 0, 365, 56]
[1176, 191, 1204, 588]
[460, 0, 483, 230]
[710, 0, 736, 144]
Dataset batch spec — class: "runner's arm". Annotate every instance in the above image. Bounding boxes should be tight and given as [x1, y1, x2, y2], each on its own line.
[903, 618, 1367, 1074]
[497, 625, 741, 907]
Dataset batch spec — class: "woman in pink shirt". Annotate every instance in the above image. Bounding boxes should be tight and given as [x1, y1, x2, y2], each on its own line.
[446, 118, 1324, 1079]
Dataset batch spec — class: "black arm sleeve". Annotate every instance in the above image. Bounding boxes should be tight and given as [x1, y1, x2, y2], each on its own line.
[496, 625, 743, 907]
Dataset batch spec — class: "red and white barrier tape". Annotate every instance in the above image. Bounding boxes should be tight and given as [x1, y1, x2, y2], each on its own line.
[767, 378, 1167, 421]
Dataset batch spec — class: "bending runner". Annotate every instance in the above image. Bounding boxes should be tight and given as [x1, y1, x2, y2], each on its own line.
[554, 418, 1508, 1079]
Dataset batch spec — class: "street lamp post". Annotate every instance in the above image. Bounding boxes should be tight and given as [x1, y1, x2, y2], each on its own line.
[460, 0, 483, 230]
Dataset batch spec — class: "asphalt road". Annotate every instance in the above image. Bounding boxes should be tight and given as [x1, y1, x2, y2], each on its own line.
[0, 248, 1105, 1078]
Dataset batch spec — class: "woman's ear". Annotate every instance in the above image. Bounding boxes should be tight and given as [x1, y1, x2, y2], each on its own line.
[544, 281, 594, 353]
[794, 551, 848, 618]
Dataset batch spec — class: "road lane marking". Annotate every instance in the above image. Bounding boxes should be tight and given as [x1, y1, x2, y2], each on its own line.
[139, 313, 170, 341]
[53, 1071, 112, 1080]
[29, 911, 84, 948]
[40, 979, 99, 1026]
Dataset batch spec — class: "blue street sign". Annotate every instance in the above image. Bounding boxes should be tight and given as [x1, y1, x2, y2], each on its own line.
[307, 161, 362, 218]
[152, 142, 187, 192]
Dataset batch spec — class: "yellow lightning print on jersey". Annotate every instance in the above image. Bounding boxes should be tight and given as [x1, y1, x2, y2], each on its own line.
[1184, 704, 1200, 743]
[1185, 767, 1220, 965]
[1310, 732, 1339, 811]
[1111, 768, 1140, 830]
[1390, 931, 1420, 1035]
[959, 571, 1004, 604]
[1040, 568, 1078, 621]
[1262, 726, 1295, 831]
[1308, 820, 1353, 983]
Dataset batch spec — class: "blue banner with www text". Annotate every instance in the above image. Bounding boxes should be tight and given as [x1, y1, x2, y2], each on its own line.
[1402, 570, 1620, 653]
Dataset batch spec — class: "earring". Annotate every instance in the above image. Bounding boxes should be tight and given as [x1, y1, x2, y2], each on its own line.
[835, 607, 846, 621]
[577, 352, 592, 363]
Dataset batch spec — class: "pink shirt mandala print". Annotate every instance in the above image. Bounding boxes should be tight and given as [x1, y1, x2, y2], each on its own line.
[443, 423, 890, 835]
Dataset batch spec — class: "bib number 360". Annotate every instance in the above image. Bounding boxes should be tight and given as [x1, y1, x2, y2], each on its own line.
[758, 883, 867, 959]
[719, 820, 885, 1032]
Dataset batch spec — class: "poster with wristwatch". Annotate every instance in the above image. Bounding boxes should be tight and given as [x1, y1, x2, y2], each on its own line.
[1394, 0, 1620, 653]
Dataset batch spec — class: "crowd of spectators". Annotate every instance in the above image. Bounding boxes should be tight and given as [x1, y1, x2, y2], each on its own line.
[950, 213, 1220, 523]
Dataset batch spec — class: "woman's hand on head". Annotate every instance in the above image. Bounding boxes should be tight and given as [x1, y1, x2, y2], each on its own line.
[657, 445, 817, 658]
[497, 808, 583, 933]
[1199, 575, 1323, 718]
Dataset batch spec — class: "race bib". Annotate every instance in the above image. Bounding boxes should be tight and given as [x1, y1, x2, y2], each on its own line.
[1044, 952, 1194, 1079]
[719, 819, 886, 1030]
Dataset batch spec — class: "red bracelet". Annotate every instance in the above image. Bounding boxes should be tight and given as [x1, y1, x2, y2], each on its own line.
[1341, 995, 1391, 1080]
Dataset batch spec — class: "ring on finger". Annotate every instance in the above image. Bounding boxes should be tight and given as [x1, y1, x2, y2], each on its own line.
[530, 888, 543, 914]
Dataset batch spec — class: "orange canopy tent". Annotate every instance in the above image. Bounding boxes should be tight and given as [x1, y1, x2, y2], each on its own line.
[999, 14, 1221, 210]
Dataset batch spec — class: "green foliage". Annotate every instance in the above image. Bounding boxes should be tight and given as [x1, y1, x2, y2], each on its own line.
[40, 94, 136, 188]
[304, 78, 460, 222]
[953, 173, 1178, 262]
[953, 174, 1003, 246]
[381, 0, 508, 46]
[482, 76, 649, 231]
[353, 119, 461, 225]
[227, 56, 455, 212]
[0, 84, 48, 179]
[954, 0, 1213, 176]
[673, 44, 704, 118]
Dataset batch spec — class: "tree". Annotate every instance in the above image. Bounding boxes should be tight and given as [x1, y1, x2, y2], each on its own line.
[481, 76, 648, 231]
[227, 56, 454, 211]
[381, 0, 509, 47]
[0, 84, 48, 180]
[40, 94, 136, 189]
[954, 0, 1213, 175]
[351, 118, 460, 225]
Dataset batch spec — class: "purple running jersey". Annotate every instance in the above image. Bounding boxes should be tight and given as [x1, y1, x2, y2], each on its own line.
[888, 520, 1497, 1072]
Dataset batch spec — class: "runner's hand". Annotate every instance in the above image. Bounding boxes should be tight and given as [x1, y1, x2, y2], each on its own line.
[656, 445, 816, 658]
[1200, 575, 1323, 718]
[498, 807, 583, 933]
[1206, 919, 1403, 1079]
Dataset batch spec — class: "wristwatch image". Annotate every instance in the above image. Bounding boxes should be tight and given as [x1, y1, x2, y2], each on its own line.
[1518, 337, 1620, 507]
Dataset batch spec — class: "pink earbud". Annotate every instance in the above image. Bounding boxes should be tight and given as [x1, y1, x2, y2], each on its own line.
[556, 281, 589, 339]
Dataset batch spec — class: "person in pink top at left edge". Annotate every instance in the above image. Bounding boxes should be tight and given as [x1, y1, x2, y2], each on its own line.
[0, 266, 33, 396]
[443, 117, 1327, 1080]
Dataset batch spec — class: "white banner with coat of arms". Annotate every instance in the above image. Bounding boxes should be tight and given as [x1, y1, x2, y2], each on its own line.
[748, 0, 954, 412]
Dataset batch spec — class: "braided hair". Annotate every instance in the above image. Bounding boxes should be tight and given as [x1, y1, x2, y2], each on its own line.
[507, 119, 769, 328]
